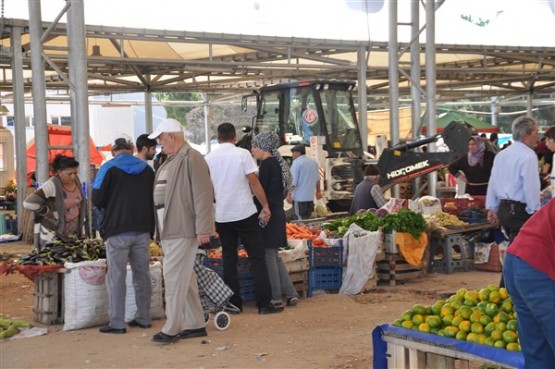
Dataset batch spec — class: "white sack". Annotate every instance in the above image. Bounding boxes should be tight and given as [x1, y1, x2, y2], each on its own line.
[63, 259, 108, 331]
[125, 261, 165, 321]
[339, 223, 380, 295]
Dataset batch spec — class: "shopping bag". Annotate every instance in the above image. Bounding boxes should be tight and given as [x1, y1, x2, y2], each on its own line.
[313, 198, 329, 217]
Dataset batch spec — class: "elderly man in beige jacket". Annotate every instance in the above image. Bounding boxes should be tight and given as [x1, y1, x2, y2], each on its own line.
[148, 118, 215, 343]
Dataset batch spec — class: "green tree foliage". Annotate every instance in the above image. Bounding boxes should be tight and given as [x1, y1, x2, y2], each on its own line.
[156, 92, 203, 126]
[186, 100, 254, 144]
[156, 91, 256, 145]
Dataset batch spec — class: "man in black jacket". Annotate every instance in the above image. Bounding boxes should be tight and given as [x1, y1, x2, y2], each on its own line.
[93, 133, 155, 334]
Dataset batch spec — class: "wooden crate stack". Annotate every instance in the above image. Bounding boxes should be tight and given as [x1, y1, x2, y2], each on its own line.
[377, 233, 425, 286]
[285, 257, 308, 297]
[33, 270, 66, 325]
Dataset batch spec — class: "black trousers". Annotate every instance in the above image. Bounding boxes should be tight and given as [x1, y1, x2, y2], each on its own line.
[498, 200, 533, 243]
[497, 200, 533, 287]
[216, 213, 272, 309]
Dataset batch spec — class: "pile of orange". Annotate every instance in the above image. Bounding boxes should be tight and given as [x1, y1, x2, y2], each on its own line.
[393, 284, 520, 352]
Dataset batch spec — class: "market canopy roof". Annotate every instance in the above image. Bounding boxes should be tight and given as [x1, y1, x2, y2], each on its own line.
[421, 112, 501, 134]
[0, 2, 554, 101]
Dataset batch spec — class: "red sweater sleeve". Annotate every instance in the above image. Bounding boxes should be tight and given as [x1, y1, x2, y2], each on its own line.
[507, 200, 555, 281]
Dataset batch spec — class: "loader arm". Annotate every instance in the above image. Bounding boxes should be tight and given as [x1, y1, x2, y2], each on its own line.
[377, 121, 471, 188]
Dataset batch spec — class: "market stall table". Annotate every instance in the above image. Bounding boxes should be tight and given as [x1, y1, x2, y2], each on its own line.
[372, 324, 524, 369]
[428, 222, 497, 274]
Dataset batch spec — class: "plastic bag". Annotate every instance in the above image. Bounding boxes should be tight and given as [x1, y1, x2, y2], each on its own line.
[339, 223, 381, 295]
[280, 239, 309, 262]
[396, 232, 428, 267]
[314, 198, 329, 218]
[381, 198, 406, 213]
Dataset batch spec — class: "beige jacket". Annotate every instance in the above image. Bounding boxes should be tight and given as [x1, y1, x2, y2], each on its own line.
[155, 142, 215, 240]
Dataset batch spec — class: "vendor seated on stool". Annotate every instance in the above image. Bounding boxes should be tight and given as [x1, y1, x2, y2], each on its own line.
[349, 165, 387, 215]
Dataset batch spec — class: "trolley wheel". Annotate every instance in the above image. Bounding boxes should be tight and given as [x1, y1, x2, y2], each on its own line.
[204, 313, 210, 323]
[214, 311, 231, 330]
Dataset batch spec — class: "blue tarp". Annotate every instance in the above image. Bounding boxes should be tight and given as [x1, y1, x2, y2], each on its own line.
[372, 324, 524, 369]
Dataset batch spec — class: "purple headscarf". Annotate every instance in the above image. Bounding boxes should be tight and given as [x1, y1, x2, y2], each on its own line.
[467, 135, 485, 167]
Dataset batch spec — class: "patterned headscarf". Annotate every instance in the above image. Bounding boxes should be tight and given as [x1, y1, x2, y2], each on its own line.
[252, 131, 292, 196]
[467, 135, 485, 167]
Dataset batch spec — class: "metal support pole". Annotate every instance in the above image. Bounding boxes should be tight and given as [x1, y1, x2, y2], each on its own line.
[28, 0, 49, 183]
[527, 92, 533, 115]
[410, 0, 422, 198]
[204, 93, 210, 153]
[67, 0, 92, 234]
[410, 1, 421, 138]
[11, 26, 26, 225]
[144, 88, 153, 133]
[425, 0, 437, 197]
[357, 46, 368, 153]
[491, 97, 498, 126]
[388, 0, 400, 198]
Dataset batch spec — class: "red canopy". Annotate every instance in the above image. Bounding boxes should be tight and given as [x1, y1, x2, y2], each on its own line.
[26, 125, 105, 176]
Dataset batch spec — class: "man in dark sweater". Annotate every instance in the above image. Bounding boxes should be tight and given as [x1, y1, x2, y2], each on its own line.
[93, 133, 155, 334]
[349, 165, 387, 215]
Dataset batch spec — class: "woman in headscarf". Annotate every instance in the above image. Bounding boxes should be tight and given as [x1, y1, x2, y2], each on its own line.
[448, 135, 496, 196]
[251, 131, 299, 308]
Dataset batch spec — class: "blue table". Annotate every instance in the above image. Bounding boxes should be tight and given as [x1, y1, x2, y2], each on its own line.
[372, 324, 524, 369]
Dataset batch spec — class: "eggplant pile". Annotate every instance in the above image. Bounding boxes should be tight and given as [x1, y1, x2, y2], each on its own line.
[19, 237, 106, 265]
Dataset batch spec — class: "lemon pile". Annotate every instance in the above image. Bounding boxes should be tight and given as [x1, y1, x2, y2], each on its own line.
[393, 284, 520, 352]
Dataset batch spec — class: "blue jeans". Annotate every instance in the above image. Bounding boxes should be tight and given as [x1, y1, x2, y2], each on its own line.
[503, 253, 555, 369]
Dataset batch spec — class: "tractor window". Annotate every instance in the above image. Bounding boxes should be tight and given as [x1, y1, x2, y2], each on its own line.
[320, 89, 361, 151]
[285, 87, 320, 145]
[256, 91, 281, 135]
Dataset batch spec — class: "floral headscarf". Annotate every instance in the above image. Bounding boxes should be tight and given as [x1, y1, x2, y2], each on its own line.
[252, 131, 292, 196]
[467, 135, 485, 167]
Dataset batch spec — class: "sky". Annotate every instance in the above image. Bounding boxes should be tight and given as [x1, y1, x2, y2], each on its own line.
[5, 0, 555, 46]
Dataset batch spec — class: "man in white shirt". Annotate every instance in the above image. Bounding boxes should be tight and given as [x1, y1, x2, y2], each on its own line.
[486, 115, 540, 287]
[205, 123, 282, 315]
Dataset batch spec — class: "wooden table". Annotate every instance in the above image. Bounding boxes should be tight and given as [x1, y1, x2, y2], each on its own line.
[428, 222, 497, 274]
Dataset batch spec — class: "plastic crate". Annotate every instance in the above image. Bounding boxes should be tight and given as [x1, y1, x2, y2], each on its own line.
[308, 240, 343, 268]
[33, 271, 66, 325]
[238, 277, 256, 302]
[440, 196, 486, 213]
[203, 257, 255, 301]
[209, 236, 221, 248]
[7, 218, 17, 234]
[458, 209, 487, 224]
[203, 257, 251, 277]
[0, 211, 12, 235]
[307, 268, 342, 297]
